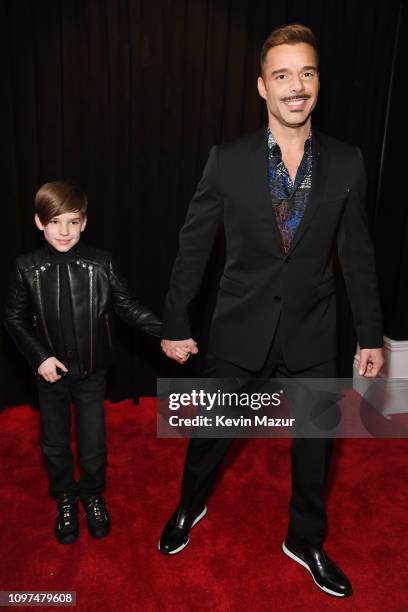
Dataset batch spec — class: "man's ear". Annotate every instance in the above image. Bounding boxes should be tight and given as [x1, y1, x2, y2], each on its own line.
[80, 216, 87, 232]
[257, 76, 267, 101]
[34, 214, 45, 231]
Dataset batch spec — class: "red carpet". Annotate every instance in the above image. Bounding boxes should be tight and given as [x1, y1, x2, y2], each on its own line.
[0, 399, 407, 611]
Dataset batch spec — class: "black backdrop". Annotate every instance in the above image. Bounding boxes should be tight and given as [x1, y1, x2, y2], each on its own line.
[0, 0, 403, 407]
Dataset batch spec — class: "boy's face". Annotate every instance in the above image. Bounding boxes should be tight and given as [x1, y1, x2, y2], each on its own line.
[35, 211, 87, 252]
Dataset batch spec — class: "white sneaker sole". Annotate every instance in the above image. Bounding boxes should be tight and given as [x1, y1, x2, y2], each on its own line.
[282, 541, 350, 598]
[158, 506, 208, 555]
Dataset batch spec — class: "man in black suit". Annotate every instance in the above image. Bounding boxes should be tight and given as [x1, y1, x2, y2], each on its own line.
[158, 24, 384, 597]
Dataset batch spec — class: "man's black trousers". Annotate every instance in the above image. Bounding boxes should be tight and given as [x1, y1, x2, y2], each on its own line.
[179, 320, 337, 548]
[36, 361, 107, 499]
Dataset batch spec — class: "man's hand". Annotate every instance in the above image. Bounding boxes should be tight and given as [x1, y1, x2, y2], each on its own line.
[358, 348, 384, 377]
[38, 357, 68, 383]
[161, 338, 198, 364]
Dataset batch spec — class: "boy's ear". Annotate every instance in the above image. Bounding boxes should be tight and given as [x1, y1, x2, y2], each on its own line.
[34, 214, 45, 231]
[81, 215, 87, 232]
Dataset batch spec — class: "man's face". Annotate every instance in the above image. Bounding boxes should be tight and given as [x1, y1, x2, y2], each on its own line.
[257, 43, 319, 128]
[35, 211, 87, 252]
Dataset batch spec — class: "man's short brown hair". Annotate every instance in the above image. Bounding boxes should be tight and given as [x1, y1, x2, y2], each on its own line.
[35, 180, 88, 225]
[260, 24, 318, 74]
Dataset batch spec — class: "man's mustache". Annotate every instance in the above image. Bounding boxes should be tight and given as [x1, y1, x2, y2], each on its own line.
[280, 95, 311, 102]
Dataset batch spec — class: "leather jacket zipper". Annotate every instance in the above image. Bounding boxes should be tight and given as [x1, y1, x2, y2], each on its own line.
[33, 314, 39, 337]
[105, 313, 112, 349]
[88, 265, 94, 371]
[34, 268, 56, 352]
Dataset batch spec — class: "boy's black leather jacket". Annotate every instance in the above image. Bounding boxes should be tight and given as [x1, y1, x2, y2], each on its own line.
[3, 241, 162, 378]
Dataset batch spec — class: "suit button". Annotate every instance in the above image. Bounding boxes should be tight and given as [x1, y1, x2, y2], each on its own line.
[285, 256, 292, 263]
[274, 296, 281, 302]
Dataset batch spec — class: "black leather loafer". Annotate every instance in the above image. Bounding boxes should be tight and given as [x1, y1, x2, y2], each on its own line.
[158, 505, 207, 555]
[282, 538, 352, 597]
[55, 494, 79, 544]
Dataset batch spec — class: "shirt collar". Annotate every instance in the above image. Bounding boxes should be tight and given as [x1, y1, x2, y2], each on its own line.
[267, 127, 313, 155]
[45, 241, 80, 262]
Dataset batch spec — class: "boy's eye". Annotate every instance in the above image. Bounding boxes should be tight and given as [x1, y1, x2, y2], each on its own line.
[276, 74, 286, 80]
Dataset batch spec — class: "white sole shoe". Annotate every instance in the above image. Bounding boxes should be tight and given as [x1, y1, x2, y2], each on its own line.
[282, 541, 349, 598]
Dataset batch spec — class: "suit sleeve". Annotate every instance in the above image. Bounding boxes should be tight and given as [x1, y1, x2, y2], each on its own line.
[108, 256, 162, 338]
[163, 145, 223, 339]
[3, 260, 53, 370]
[336, 147, 383, 348]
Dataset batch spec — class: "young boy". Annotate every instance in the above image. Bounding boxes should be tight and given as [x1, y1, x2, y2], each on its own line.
[3, 180, 162, 544]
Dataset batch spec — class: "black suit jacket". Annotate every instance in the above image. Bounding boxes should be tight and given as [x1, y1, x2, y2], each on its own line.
[163, 128, 383, 371]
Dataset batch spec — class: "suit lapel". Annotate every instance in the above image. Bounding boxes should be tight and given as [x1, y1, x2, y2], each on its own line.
[287, 129, 329, 255]
[250, 129, 285, 257]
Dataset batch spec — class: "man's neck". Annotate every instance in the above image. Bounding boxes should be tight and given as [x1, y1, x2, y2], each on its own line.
[268, 118, 312, 154]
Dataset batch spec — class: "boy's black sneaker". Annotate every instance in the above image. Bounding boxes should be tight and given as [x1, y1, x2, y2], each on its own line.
[81, 495, 110, 539]
[55, 494, 79, 544]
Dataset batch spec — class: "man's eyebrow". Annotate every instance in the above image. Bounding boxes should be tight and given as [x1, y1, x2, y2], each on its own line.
[271, 65, 317, 76]
[271, 68, 289, 76]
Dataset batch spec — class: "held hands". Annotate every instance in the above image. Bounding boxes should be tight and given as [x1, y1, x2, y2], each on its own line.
[161, 338, 198, 364]
[37, 357, 68, 383]
[358, 348, 384, 378]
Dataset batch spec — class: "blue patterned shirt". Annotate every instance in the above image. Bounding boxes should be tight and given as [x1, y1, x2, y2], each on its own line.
[267, 127, 313, 253]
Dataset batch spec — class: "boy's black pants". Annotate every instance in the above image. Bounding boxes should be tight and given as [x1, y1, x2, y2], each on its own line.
[36, 360, 107, 499]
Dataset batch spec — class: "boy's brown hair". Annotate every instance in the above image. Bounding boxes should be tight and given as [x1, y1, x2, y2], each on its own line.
[260, 24, 318, 75]
[35, 181, 88, 225]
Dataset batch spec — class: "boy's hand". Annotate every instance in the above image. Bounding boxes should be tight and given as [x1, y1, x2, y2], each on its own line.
[38, 357, 68, 383]
[161, 338, 198, 364]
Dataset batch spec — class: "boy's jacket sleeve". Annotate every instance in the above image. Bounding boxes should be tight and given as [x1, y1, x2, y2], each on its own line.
[107, 256, 162, 338]
[3, 260, 53, 370]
